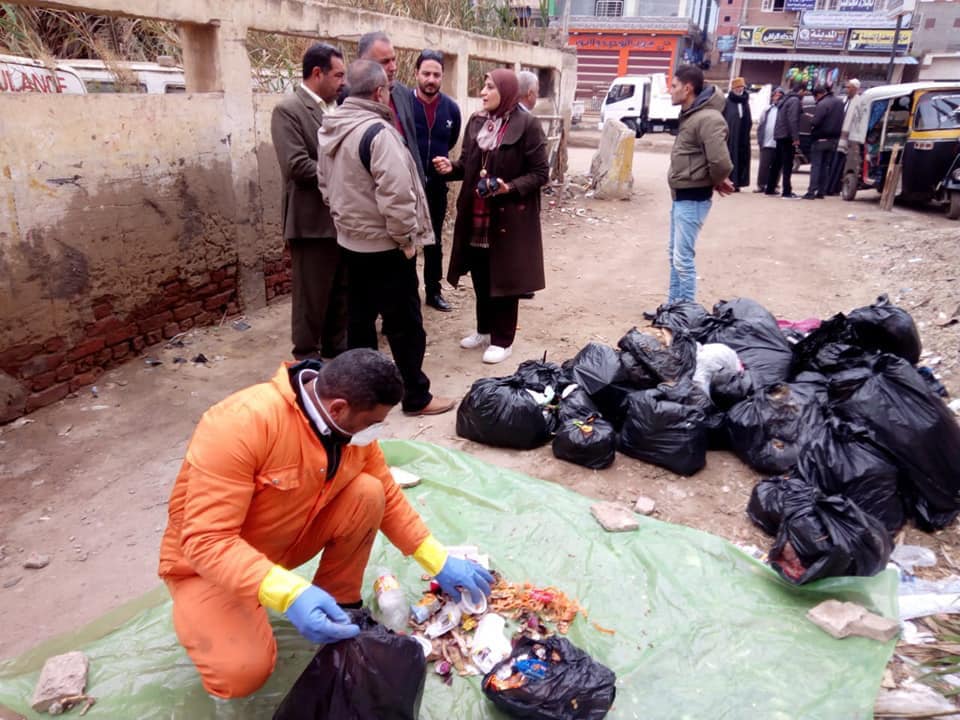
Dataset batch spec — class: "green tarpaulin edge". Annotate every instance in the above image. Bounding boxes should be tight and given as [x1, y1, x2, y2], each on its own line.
[0, 440, 898, 719]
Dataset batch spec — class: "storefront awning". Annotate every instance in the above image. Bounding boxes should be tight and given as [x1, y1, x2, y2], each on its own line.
[735, 51, 917, 65]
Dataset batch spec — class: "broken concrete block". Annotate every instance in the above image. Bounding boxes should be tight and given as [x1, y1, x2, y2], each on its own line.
[23, 553, 51, 570]
[31, 651, 89, 712]
[633, 496, 656, 515]
[806, 599, 899, 642]
[589, 119, 635, 200]
[389, 466, 421, 488]
[591, 502, 639, 532]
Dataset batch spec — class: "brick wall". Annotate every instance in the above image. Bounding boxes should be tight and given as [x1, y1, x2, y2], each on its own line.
[264, 248, 293, 303]
[0, 263, 238, 421]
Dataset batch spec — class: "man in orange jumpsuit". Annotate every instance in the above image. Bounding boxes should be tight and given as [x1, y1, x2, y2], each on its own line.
[158, 349, 492, 700]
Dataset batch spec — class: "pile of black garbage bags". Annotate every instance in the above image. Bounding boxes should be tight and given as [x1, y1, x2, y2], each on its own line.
[457, 295, 960, 585]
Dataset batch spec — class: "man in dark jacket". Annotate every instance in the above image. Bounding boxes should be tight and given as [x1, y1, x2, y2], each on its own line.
[804, 85, 845, 199]
[271, 43, 348, 361]
[723, 76, 752, 190]
[410, 50, 462, 312]
[765, 79, 804, 199]
[359, 32, 426, 186]
[666, 65, 734, 304]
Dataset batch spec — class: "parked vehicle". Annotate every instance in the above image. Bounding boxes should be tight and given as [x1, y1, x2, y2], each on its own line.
[65, 58, 186, 93]
[0, 53, 86, 94]
[841, 82, 960, 220]
[599, 74, 680, 136]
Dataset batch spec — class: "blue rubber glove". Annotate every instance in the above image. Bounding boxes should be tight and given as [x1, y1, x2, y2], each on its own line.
[435, 556, 495, 603]
[285, 586, 360, 645]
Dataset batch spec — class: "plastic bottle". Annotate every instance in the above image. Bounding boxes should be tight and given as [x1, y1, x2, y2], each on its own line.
[373, 569, 408, 632]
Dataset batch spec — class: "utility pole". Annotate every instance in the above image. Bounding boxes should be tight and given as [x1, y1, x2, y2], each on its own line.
[885, 12, 902, 83]
[729, 0, 750, 87]
[561, 0, 572, 42]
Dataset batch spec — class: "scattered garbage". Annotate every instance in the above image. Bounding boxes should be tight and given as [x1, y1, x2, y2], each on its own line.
[373, 570, 408, 633]
[143, 357, 162, 367]
[192, 354, 208, 364]
[890, 544, 938, 574]
[273, 609, 425, 720]
[482, 637, 616, 720]
[231, 319, 251, 332]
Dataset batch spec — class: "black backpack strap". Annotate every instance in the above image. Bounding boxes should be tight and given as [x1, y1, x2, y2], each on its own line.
[359, 122, 387, 174]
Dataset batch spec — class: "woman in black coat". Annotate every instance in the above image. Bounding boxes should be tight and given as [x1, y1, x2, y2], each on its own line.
[432, 69, 549, 365]
[723, 77, 753, 190]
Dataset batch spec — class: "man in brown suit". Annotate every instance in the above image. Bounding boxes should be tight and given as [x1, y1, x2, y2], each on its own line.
[271, 43, 348, 360]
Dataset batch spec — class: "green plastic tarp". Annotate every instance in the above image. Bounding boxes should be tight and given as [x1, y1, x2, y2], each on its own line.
[0, 440, 898, 719]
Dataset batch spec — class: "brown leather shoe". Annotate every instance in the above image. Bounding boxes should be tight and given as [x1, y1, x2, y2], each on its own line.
[404, 396, 456, 416]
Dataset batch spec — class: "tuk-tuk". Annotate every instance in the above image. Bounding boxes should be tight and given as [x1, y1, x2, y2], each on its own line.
[841, 82, 960, 219]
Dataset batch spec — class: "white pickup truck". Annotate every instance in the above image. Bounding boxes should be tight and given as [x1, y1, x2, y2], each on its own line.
[598, 73, 681, 136]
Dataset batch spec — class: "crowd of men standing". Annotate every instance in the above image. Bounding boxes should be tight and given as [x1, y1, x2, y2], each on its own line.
[271, 32, 550, 417]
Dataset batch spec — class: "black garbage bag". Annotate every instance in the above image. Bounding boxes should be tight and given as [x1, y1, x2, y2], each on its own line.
[553, 415, 617, 470]
[457, 375, 555, 449]
[725, 377, 826, 475]
[561, 343, 633, 428]
[556, 384, 600, 422]
[769, 483, 893, 585]
[697, 298, 794, 388]
[273, 610, 426, 720]
[829, 355, 960, 531]
[482, 636, 616, 720]
[747, 475, 810, 536]
[617, 327, 697, 386]
[619, 381, 708, 476]
[650, 301, 710, 335]
[848, 294, 922, 365]
[709, 368, 754, 411]
[514, 358, 563, 391]
[797, 416, 905, 534]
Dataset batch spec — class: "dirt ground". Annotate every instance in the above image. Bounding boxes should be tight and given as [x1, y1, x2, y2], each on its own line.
[2, 140, 959, 662]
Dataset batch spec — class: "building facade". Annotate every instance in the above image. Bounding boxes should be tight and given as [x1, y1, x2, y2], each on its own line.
[552, 0, 717, 103]
[728, 0, 918, 89]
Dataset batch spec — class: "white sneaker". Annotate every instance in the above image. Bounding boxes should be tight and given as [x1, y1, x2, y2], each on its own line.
[460, 332, 491, 349]
[483, 345, 513, 364]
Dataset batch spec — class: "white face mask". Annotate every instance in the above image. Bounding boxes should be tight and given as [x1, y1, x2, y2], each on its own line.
[348, 422, 386, 447]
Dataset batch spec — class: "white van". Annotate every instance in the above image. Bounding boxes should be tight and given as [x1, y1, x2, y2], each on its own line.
[66, 59, 186, 94]
[0, 53, 86, 94]
[599, 73, 680, 136]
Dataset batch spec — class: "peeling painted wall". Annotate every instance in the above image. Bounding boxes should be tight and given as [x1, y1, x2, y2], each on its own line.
[0, 94, 240, 349]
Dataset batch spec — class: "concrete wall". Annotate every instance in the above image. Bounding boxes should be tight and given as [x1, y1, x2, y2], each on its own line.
[0, 0, 574, 422]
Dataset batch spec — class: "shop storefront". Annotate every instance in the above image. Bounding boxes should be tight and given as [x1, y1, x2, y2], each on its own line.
[566, 23, 698, 102]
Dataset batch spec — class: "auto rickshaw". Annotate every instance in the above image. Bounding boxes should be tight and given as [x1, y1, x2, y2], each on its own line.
[841, 82, 960, 219]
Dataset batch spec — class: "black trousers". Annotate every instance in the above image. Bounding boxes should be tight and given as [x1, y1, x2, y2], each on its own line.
[756, 147, 777, 191]
[766, 138, 796, 197]
[289, 238, 348, 360]
[343, 248, 432, 412]
[826, 150, 846, 195]
[469, 247, 519, 348]
[808, 139, 837, 197]
[423, 185, 448, 297]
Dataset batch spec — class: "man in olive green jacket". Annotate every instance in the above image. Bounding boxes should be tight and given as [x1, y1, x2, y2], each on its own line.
[666, 64, 734, 304]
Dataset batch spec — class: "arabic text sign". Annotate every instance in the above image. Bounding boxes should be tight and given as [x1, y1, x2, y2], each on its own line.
[847, 27, 913, 52]
[795, 27, 848, 49]
[738, 26, 798, 48]
[785, 0, 816, 11]
[838, 0, 876, 12]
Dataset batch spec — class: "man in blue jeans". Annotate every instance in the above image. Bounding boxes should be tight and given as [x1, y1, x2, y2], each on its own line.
[666, 65, 734, 303]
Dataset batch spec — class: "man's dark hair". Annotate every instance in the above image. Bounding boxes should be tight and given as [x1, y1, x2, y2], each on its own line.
[358, 31, 390, 58]
[302, 43, 343, 80]
[673, 64, 704, 96]
[790, 77, 806, 92]
[813, 84, 828, 96]
[316, 349, 404, 409]
[416, 49, 444, 70]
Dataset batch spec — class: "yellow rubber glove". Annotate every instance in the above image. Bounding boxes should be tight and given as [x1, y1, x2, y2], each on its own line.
[413, 534, 448, 576]
[258, 565, 311, 613]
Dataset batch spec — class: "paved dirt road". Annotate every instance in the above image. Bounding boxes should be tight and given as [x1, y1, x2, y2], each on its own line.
[2, 145, 958, 659]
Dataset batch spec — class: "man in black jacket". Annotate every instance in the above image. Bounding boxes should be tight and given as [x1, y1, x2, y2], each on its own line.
[410, 50, 462, 312]
[358, 32, 426, 186]
[764, 79, 804, 199]
[804, 84, 845, 199]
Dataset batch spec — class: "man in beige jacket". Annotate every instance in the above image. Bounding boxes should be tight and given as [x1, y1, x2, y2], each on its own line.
[318, 60, 454, 416]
